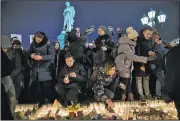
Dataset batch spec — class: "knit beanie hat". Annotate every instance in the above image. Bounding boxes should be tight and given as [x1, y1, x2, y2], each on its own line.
[126, 27, 139, 40]
[1, 35, 12, 48]
[98, 26, 108, 35]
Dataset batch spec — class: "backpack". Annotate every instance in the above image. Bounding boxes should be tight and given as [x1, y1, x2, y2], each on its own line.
[110, 45, 119, 59]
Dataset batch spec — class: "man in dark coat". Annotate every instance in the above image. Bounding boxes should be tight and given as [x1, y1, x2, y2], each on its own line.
[134, 26, 154, 100]
[27, 31, 55, 105]
[55, 52, 87, 105]
[164, 44, 180, 119]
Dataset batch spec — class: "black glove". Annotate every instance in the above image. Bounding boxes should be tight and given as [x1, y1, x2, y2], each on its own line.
[147, 55, 157, 61]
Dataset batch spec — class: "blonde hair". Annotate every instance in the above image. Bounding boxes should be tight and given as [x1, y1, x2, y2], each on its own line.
[104, 62, 116, 75]
[126, 26, 139, 40]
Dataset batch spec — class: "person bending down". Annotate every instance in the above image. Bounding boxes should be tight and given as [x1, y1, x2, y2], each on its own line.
[55, 53, 87, 106]
[92, 62, 119, 108]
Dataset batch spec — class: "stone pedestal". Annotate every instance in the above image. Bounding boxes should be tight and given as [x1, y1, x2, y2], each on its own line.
[57, 31, 66, 49]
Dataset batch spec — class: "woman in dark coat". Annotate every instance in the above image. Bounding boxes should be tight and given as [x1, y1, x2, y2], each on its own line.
[53, 41, 61, 83]
[92, 26, 115, 67]
[92, 62, 118, 109]
[27, 31, 55, 105]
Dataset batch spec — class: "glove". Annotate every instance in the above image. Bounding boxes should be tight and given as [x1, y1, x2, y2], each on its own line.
[147, 55, 157, 61]
[101, 47, 107, 51]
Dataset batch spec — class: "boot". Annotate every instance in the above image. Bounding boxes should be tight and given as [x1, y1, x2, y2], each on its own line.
[139, 95, 146, 101]
[145, 95, 154, 100]
[127, 93, 134, 101]
[121, 94, 126, 101]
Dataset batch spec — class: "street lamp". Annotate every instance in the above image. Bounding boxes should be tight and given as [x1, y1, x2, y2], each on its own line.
[141, 9, 166, 28]
[141, 14, 149, 25]
[148, 9, 156, 20]
[157, 11, 166, 28]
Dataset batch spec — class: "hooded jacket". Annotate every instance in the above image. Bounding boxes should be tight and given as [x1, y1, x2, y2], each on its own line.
[93, 26, 115, 66]
[67, 29, 87, 63]
[115, 35, 147, 78]
[27, 31, 55, 81]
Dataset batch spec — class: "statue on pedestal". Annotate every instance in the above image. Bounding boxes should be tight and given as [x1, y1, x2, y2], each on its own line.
[63, 1, 75, 32]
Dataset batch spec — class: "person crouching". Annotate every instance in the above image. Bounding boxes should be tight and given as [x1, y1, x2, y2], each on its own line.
[55, 52, 87, 106]
[92, 62, 119, 109]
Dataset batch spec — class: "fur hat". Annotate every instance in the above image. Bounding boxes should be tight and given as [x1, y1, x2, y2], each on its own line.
[1, 35, 12, 48]
[126, 27, 138, 40]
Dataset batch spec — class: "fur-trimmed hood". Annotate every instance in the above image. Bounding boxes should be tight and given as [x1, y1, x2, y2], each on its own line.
[33, 31, 48, 47]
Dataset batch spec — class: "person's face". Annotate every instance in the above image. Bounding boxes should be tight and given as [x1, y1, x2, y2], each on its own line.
[13, 44, 20, 49]
[35, 36, 43, 44]
[98, 28, 105, 36]
[75, 28, 81, 37]
[143, 30, 153, 40]
[108, 67, 116, 76]
[55, 43, 59, 49]
[65, 57, 74, 68]
[2, 48, 8, 53]
[154, 39, 161, 45]
[85, 42, 89, 48]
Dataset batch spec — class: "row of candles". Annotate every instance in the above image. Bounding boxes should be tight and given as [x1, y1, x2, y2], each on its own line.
[15, 100, 178, 120]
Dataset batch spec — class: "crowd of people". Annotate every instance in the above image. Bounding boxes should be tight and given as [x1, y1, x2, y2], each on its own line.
[1, 25, 180, 119]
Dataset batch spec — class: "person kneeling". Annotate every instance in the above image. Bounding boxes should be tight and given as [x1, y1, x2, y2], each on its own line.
[92, 62, 119, 109]
[55, 53, 87, 106]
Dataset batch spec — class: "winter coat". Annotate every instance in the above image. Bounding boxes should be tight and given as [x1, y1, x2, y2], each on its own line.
[67, 29, 87, 63]
[1, 48, 13, 78]
[153, 43, 169, 71]
[6, 47, 26, 98]
[115, 35, 147, 78]
[27, 35, 55, 82]
[134, 35, 154, 77]
[93, 34, 115, 67]
[92, 68, 119, 102]
[164, 45, 180, 101]
[58, 63, 87, 89]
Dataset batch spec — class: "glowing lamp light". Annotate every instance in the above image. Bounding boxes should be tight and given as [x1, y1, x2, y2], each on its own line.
[141, 14, 149, 25]
[157, 11, 166, 23]
[148, 9, 156, 19]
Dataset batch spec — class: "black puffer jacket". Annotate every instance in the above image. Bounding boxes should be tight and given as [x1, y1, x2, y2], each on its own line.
[27, 32, 55, 82]
[58, 63, 87, 88]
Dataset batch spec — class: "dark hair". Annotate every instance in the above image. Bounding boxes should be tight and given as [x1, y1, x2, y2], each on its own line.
[143, 26, 153, 32]
[53, 40, 59, 45]
[64, 52, 74, 59]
